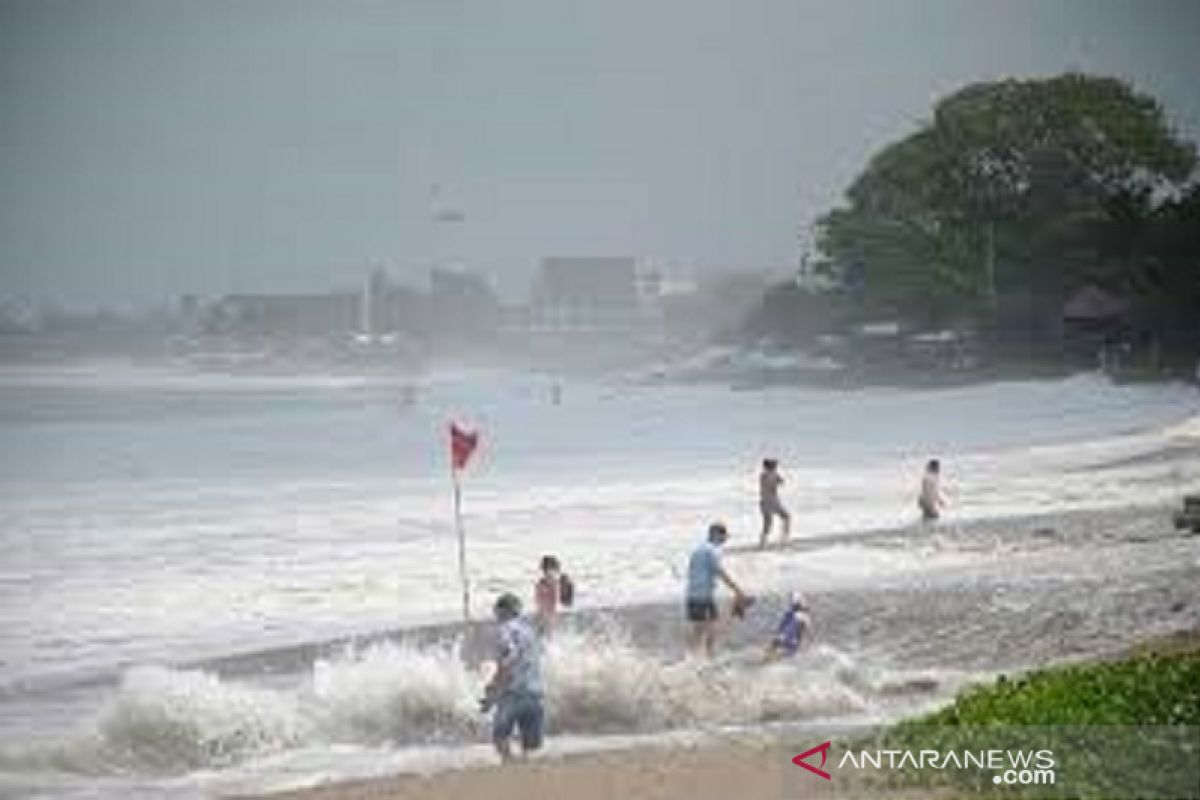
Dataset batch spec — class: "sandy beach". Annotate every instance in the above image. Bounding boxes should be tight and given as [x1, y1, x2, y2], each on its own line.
[249, 738, 868, 800]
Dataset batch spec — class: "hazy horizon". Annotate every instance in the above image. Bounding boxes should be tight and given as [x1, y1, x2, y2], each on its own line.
[2, 0, 1198, 309]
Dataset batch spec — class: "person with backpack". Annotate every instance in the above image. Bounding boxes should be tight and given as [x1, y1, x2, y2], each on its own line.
[533, 555, 573, 637]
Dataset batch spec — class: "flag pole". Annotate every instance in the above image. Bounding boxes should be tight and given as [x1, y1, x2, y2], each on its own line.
[452, 465, 471, 624]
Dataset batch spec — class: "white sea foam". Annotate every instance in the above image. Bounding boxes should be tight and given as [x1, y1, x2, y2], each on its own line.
[0, 666, 306, 776]
[308, 641, 480, 744]
[0, 623, 920, 779]
[543, 625, 867, 733]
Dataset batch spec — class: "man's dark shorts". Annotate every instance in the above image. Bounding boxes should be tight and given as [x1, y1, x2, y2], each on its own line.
[686, 598, 719, 622]
[492, 690, 544, 750]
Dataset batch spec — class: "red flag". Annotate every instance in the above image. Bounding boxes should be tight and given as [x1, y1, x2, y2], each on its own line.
[449, 423, 478, 470]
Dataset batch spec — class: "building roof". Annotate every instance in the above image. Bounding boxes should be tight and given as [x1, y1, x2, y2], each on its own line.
[533, 257, 638, 309]
[1062, 285, 1130, 321]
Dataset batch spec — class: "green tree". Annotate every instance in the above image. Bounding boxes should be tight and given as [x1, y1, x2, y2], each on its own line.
[1135, 183, 1200, 357]
[815, 74, 1196, 335]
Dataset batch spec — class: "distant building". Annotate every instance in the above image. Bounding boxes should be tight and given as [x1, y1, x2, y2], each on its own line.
[363, 267, 426, 339]
[428, 265, 501, 341]
[207, 292, 360, 338]
[1062, 285, 1130, 324]
[530, 257, 658, 333]
[1062, 284, 1132, 364]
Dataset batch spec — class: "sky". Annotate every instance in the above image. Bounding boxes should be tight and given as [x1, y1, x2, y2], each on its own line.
[1, 0, 1198, 308]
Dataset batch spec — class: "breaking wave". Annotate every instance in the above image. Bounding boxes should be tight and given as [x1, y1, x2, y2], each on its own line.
[0, 666, 306, 775]
[0, 622, 939, 777]
[309, 640, 479, 745]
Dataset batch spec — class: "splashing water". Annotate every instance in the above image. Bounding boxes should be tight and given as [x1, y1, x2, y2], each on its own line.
[542, 624, 868, 733]
[0, 666, 306, 776]
[308, 640, 480, 745]
[1, 621, 925, 778]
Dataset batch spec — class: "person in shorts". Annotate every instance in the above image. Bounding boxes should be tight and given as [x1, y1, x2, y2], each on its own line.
[685, 522, 749, 657]
[481, 593, 545, 761]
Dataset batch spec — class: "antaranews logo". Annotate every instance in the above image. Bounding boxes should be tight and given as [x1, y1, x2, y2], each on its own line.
[792, 741, 1056, 786]
[791, 741, 832, 780]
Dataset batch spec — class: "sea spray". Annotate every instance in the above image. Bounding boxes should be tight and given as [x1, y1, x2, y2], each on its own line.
[542, 621, 679, 732]
[307, 640, 480, 744]
[75, 666, 305, 774]
[542, 622, 867, 733]
[100, 666, 306, 772]
[0, 621, 915, 778]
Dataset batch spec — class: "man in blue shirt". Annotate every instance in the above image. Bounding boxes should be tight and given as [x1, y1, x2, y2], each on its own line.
[685, 522, 749, 656]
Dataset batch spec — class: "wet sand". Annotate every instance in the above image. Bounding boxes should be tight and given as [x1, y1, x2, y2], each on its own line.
[249, 739, 859, 800]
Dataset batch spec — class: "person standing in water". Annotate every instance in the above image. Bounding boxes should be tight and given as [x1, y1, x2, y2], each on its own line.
[480, 593, 545, 762]
[759, 458, 791, 548]
[918, 458, 947, 521]
[685, 522, 749, 657]
[533, 555, 572, 637]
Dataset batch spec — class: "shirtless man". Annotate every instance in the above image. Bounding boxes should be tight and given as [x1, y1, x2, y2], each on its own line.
[919, 459, 947, 521]
[759, 458, 791, 547]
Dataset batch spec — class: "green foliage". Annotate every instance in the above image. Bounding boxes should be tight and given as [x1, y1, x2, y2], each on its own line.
[1132, 184, 1200, 351]
[852, 648, 1200, 798]
[815, 73, 1198, 332]
[923, 653, 1200, 727]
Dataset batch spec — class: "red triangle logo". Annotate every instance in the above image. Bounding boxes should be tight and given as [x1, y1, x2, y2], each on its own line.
[792, 740, 832, 780]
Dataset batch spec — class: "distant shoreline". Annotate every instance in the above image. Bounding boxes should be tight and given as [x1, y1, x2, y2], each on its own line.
[635, 351, 1198, 392]
[1, 350, 1195, 392]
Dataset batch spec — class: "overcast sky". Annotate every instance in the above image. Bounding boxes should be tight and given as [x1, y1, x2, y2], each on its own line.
[1, 0, 1198, 308]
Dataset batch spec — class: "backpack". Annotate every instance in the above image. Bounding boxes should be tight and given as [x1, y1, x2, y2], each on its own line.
[558, 573, 575, 608]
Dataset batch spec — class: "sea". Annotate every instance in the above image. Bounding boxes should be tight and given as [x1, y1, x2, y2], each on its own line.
[0, 363, 1197, 798]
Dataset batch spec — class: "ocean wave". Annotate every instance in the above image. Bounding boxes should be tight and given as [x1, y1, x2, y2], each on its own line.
[543, 624, 866, 732]
[308, 640, 479, 745]
[0, 666, 306, 776]
[0, 622, 924, 777]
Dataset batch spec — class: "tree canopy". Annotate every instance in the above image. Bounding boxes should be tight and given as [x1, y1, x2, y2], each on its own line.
[814, 74, 1197, 335]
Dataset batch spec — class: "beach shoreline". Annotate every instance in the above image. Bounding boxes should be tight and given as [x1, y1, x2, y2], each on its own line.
[238, 736, 868, 800]
[182, 501, 1196, 681]
[241, 632, 1200, 800]
[220, 503, 1200, 800]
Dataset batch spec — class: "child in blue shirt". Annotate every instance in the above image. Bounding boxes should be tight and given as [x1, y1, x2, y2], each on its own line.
[765, 592, 811, 660]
